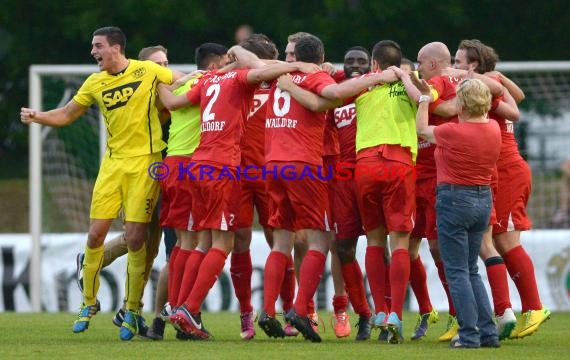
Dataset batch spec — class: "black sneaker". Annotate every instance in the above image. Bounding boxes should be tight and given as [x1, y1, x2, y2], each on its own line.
[144, 317, 165, 340]
[285, 310, 321, 343]
[480, 337, 501, 348]
[112, 308, 125, 327]
[355, 315, 372, 341]
[75, 253, 84, 293]
[258, 311, 285, 338]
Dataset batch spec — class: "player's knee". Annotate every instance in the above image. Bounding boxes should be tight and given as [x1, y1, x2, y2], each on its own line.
[336, 239, 357, 263]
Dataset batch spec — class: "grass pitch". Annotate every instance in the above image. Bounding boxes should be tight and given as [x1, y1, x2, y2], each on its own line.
[0, 311, 566, 359]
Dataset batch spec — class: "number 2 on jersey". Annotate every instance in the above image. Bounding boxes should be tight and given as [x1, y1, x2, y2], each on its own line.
[203, 83, 221, 122]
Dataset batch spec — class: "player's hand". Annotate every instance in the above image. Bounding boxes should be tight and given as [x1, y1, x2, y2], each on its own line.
[387, 65, 405, 78]
[294, 61, 321, 74]
[20, 107, 36, 124]
[276, 74, 294, 92]
[321, 62, 337, 76]
[410, 72, 431, 95]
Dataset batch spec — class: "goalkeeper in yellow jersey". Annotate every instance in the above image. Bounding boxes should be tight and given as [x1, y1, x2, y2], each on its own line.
[20, 26, 181, 341]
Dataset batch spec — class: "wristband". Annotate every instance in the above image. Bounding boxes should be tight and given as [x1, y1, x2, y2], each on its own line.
[418, 95, 431, 104]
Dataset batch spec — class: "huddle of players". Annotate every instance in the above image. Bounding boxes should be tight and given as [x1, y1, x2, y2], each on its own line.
[51, 26, 546, 344]
[149, 31, 549, 345]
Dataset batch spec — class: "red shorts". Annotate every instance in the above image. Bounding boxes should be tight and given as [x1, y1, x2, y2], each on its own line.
[493, 159, 532, 234]
[355, 155, 415, 233]
[332, 167, 364, 239]
[237, 174, 270, 228]
[266, 161, 331, 232]
[190, 162, 241, 231]
[411, 177, 437, 240]
[159, 155, 194, 230]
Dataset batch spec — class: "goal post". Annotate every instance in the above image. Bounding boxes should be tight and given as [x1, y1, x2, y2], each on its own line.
[27, 61, 570, 312]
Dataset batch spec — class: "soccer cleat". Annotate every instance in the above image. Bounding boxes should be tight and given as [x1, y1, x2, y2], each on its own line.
[496, 307, 517, 340]
[438, 315, 459, 342]
[355, 315, 372, 341]
[332, 312, 351, 338]
[285, 309, 321, 343]
[72, 300, 100, 333]
[160, 302, 173, 323]
[175, 329, 206, 341]
[373, 311, 387, 329]
[308, 312, 323, 333]
[386, 312, 404, 344]
[170, 305, 211, 340]
[240, 310, 258, 340]
[112, 308, 126, 328]
[411, 308, 439, 340]
[75, 252, 84, 293]
[144, 317, 165, 340]
[119, 310, 142, 341]
[258, 311, 286, 338]
[512, 306, 551, 339]
[283, 322, 299, 336]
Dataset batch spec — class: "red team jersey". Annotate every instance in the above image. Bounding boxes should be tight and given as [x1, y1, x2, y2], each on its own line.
[334, 103, 358, 165]
[416, 75, 461, 179]
[187, 69, 257, 167]
[242, 83, 271, 168]
[265, 70, 337, 165]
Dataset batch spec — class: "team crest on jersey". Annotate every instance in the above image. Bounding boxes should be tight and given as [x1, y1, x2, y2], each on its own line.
[102, 81, 142, 110]
[132, 67, 146, 78]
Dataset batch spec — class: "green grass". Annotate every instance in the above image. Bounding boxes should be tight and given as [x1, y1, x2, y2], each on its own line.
[0, 311, 566, 359]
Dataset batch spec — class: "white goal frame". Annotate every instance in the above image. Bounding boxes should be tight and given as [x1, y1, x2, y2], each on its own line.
[27, 61, 570, 311]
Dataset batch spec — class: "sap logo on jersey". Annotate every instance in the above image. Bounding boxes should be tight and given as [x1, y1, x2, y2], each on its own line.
[102, 81, 142, 110]
[334, 104, 356, 128]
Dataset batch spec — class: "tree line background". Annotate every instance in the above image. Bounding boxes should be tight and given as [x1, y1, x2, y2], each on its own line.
[1, 0, 569, 179]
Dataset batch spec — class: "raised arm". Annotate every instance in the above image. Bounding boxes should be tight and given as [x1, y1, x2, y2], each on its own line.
[441, 67, 503, 97]
[320, 69, 399, 100]
[489, 71, 525, 103]
[20, 100, 87, 127]
[277, 74, 342, 112]
[390, 66, 421, 102]
[493, 87, 520, 121]
[415, 79, 437, 143]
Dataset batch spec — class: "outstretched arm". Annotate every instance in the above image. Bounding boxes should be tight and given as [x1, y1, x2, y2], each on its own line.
[493, 87, 520, 121]
[20, 100, 87, 127]
[489, 71, 525, 103]
[320, 69, 399, 100]
[157, 83, 192, 111]
[441, 67, 504, 97]
[277, 74, 342, 112]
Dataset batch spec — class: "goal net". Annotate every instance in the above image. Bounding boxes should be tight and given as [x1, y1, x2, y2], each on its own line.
[27, 62, 570, 311]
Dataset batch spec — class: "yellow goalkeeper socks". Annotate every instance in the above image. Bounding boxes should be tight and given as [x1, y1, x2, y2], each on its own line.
[125, 245, 147, 311]
[83, 244, 104, 306]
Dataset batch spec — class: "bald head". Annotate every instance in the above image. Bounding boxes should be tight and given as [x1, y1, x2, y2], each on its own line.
[417, 42, 452, 80]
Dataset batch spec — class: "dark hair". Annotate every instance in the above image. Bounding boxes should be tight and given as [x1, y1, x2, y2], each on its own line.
[138, 45, 167, 61]
[401, 57, 416, 71]
[287, 32, 312, 43]
[93, 27, 126, 54]
[239, 33, 279, 60]
[294, 34, 324, 64]
[346, 46, 370, 58]
[371, 40, 402, 69]
[195, 43, 228, 70]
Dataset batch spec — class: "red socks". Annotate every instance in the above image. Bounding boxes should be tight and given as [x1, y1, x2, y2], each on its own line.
[484, 256, 512, 316]
[502, 245, 542, 312]
[365, 246, 386, 313]
[263, 251, 288, 317]
[185, 248, 228, 313]
[169, 247, 190, 306]
[280, 254, 295, 313]
[341, 261, 372, 317]
[294, 250, 326, 317]
[409, 255, 432, 314]
[436, 260, 456, 316]
[390, 249, 410, 319]
[231, 250, 253, 313]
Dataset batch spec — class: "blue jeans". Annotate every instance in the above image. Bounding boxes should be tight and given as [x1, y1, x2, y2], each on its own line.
[436, 184, 498, 347]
